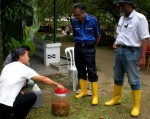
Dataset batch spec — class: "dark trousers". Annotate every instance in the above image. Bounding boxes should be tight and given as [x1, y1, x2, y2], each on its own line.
[75, 42, 98, 82]
[0, 92, 36, 119]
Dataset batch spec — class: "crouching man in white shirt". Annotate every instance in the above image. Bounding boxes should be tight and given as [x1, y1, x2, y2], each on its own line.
[0, 47, 64, 119]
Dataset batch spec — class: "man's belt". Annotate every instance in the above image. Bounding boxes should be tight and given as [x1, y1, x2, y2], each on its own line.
[116, 44, 139, 48]
[116, 44, 140, 53]
[75, 42, 95, 48]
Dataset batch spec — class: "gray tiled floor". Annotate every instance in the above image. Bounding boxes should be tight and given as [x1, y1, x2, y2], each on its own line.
[30, 55, 59, 76]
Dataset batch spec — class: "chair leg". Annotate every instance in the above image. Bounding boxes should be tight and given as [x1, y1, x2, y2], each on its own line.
[73, 71, 77, 91]
[68, 70, 71, 85]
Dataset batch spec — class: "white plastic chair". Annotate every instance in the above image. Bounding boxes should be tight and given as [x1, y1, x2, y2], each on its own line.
[65, 47, 77, 91]
[65, 47, 92, 93]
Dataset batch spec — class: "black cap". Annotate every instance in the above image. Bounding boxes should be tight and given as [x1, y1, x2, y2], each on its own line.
[118, 0, 134, 4]
[118, 0, 135, 8]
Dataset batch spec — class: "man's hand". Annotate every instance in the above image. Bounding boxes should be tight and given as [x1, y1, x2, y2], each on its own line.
[56, 84, 64, 89]
[20, 91, 24, 95]
[113, 44, 117, 49]
[138, 55, 146, 68]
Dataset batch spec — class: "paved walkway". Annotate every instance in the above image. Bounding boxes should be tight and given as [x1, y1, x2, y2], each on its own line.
[30, 55, 59, 76]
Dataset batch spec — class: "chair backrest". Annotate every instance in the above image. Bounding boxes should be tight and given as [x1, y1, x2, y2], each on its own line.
[65, 47, 76, 69]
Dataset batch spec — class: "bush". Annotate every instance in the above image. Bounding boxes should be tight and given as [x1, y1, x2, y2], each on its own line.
[59, 35, 74, 42]
[98, 34, 115, 47]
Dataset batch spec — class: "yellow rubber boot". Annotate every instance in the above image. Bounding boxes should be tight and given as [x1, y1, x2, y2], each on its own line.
[75, 79, 87, 99]
[131, 90, 141, 117]
[105, 84, 123, 106]
[91, 82, 99, 105]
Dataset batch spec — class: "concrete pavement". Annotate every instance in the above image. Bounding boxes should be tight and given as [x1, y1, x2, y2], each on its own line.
[30, 55, 59, 76]
[30, 55, 68, 76]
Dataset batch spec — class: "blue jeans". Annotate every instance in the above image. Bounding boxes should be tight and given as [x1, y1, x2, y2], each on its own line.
[113, 47, 141, 90]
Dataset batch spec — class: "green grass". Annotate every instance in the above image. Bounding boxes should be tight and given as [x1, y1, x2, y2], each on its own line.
[26, 73, 148, 119]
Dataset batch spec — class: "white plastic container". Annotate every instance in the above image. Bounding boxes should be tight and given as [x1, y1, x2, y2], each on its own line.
[32, 84, 43, 108]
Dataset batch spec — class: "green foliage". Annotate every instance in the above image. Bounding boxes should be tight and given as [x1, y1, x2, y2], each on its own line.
[98, 34, 115, 47]
[8, 37, 21, 50]
[31, 0, 119, 38]
[1, 0, 35, 57]
[31, 0, 54, 22]
[135, 0, 150, 20]
[8, 24, 40, 55]
[31, 0, 150, 36]
[2, 1, 33, 22]
[2, 0, 150, 57]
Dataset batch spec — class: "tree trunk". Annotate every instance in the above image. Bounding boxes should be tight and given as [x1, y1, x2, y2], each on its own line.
[0, 0, 3, 71]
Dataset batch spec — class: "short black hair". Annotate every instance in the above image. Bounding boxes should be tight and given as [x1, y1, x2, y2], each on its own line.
[12, 47, 26, 61]
[73, 3, 86, 11]
[21, 45, 31, 52]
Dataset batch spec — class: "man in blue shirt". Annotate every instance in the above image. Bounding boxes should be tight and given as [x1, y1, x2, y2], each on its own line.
[72, 3, 101, 105]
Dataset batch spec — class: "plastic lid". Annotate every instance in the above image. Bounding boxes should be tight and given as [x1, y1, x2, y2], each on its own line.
[54, 88, 67, 94]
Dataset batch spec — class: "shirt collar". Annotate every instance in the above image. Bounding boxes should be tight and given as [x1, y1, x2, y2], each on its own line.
[128, 10, 136, 18]
[85, 13, 90, 21]
[73, 13, 90, 22]
[126, 10, 136, 19]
